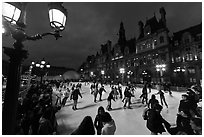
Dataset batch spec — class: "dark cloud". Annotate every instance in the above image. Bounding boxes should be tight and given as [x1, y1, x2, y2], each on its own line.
[2, 2, 202, 69]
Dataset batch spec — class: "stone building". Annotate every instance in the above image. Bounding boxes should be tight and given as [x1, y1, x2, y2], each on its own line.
[79, 7, 202, 86]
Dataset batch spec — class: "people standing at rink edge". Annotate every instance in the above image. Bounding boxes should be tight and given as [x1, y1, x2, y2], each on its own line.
[71, 116, 95, 135]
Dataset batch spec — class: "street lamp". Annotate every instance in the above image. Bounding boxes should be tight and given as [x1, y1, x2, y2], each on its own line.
[101, 70, 105, 84]
[156, 64, 166, 83]
[119, 68, 125, 85]
[2, 2, 67, 134]
[36, 59, 51, 84]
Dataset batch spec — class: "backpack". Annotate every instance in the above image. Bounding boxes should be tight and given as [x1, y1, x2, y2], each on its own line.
[142, 108, 150, 120]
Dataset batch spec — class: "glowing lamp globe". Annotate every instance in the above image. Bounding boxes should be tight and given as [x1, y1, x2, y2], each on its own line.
[48, 2, 68, 31]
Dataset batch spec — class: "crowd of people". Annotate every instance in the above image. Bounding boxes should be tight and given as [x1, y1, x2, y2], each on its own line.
[4, 78, 202, 135]
[14, 81, 63, 135]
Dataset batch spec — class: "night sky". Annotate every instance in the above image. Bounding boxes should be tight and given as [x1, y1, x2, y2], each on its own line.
[2, 2, 202, 70]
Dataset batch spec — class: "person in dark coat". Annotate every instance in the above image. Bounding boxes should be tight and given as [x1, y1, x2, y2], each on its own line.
[155, 86, 168, 108]
[98, 85, 106, 101]
[118, 84, 123, 99]
[106, 90, 115, 111]
[176, 94, 194, 134]
[148, 94, 159, 109]
[70, 86, 82, 110]
[38, 109, 53, 135]
[71, 116, 95, 135]
[123, 86, 134, 109]
[140, 83, 148, 104]
[146, 104, 169, 135]
[94, 106, 105, 135]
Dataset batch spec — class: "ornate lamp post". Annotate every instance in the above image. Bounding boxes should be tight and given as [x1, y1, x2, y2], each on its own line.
[2, 2, 67, 134]
[101, 70, 105, 84]
[174, 67, 185, 86]
[156, 64, 166, 83]
[119, 67, 125, 85]
[35, 59, 51, 84]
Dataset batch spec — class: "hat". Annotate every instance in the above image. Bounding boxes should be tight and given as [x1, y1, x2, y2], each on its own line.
[101, 112, 112, 122]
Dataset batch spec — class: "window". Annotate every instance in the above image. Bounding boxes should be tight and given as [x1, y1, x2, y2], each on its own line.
[190, 78, 196, 83]
[175, 56, 181, 62]
[188, 68, 195, 74]
[160, 36, 164, 43]
[186, 53, 193, 61]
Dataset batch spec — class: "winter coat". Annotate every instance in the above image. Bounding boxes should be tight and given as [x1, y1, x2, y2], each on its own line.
[38, 117, 53, 135]
[148, 98, 159, 109]
[70, 88, 82, 100]
[71, 116, 95, 135]
[107, 92, 115, 101]
[94, 114, 104, 130]
[146, 109, 166, 134]
[101, 119, 116, 135]
[99, 87, 106, 94]
[178, 100, 191, 117]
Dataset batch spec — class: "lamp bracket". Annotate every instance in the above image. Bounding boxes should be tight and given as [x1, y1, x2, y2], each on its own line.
[26, 30, 62, 41]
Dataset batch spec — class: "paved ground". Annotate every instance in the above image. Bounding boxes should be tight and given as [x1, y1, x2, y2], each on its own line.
[55, 82, 185, 135]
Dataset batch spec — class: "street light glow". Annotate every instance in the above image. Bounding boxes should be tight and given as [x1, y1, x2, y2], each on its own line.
[2, 25, 6, 33]
[36, 63, 40, 67]
[2, 3, 21, 25]
[119, 68, 125, 74]
[101, 70, 105, 75]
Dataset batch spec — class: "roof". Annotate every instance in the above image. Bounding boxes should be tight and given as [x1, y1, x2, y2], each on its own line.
[173, 23, 202, 40]
[145, 16, 161, 34]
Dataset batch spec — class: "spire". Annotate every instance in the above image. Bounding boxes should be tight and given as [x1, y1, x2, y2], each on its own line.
[118, 21, 126, 45]
[159, 7, 166, 27]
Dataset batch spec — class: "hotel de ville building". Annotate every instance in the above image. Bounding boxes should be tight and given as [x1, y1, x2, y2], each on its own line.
[79, 7, 202, 87]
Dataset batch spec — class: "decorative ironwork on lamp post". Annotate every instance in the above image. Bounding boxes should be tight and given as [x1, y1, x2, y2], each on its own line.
[101, 70, 105, 84]
[2, 2, 68, 134]
[156, 64, 166, 83]
[119, 67, 125, 85]
[35, 59, 51, 84]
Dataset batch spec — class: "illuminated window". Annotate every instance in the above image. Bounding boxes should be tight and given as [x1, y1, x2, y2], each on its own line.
[175, 56, 181, 62]
[186, 53, 193, 61]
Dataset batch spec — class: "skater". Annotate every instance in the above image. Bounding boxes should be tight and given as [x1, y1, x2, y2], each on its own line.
[123, 86, 134, 109]
[91, 83, 99, 103]
[94, 106, 105, 135]
[148, 94, 159, 109]
[106, 90, 115, 111]
[146, 103, 170, 135]
[55, 89, 62, 106]
[61, 88, 70, 107]
[176, 94, 194, 134]
[71, 116, 95, 135]
[147, 82, 152, 93]
[118, 84, 123, 99]
[98, 85, 106, 101]
[155, 83, 168, 108]
[140, 83, 148, 105]
[101, 112, 116, 135]
[70, 86, 82, 110]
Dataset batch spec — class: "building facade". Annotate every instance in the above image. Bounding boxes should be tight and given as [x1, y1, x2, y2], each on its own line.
[170, 23, 202, 86]
[79, 7, 202, 86]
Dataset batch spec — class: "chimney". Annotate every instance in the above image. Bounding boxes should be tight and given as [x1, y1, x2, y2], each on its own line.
[138, 21, 144, 39]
